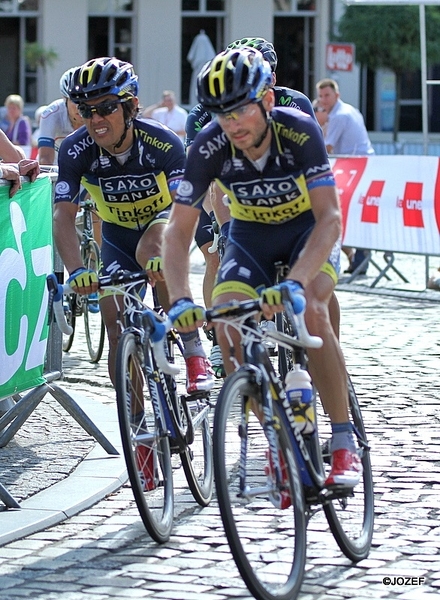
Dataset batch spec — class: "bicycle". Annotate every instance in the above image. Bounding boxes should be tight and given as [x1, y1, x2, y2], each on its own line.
[62, 194, 105, 363]
[49, 269, 213, 544]
[205, 289, 374, 600]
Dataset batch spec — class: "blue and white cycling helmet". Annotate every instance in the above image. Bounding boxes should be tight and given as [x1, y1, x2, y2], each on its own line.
[226, 37, 278, 73]
[68, 57, 139, 102]
[59, 67, 78, 99]
[197, 47, 272, 114]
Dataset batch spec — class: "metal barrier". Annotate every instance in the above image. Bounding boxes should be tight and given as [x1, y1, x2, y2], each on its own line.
[0, 173, 117, 509]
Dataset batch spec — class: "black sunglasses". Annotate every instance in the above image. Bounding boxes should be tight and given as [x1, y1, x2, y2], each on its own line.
[77, 98, 129, 119]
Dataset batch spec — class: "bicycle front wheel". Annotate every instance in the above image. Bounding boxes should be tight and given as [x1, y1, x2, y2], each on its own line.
[319, 376, 374, 561]
[115, 331, 174, 543]
[82, 240, 105, 363]
[213, 370, 307, 600]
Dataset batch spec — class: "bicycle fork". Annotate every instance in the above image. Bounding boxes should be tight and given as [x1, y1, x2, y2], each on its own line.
[236, 369, 291, 509]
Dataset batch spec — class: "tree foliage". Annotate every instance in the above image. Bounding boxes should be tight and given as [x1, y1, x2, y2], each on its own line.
[24, 43, 58, 71]
[336, 5, 440, 139]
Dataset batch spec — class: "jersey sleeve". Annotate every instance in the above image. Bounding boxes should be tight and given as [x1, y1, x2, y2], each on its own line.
[274, 87, 316, 120]
[175, 121, 223, 209]
[274, 108, 335, 190]
[184, 104, 212, 150]
[38, 101, 62, 149]
[53, 131, 84, 205]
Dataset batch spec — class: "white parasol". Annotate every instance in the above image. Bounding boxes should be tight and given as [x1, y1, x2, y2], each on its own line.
[187, 30, 216, 108]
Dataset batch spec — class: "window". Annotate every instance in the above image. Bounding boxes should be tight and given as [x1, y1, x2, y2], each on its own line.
[182, 0, 224, 11]
[89, 0, 132, 12]
[0, 8, 39, 104]
[0, 0, 38, 12]
[88, 0, 134, 63]
[181, 0, 225, 106]
[274, 0, 316, 14]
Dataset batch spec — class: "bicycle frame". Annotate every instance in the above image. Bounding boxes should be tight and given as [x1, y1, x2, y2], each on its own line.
[99, 271, 210, 455]
[208, 299, 351, 506]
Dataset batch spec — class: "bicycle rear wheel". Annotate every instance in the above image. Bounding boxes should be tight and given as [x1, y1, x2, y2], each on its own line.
[62, 293, 76, 352]
[213, 369, 307, 600]
[164, 330, 213, 506]
[115, 331, 174, 543]
[318, 376, 374, 561]
[82, 239, 105, 363]
[180, 394, 213, 506]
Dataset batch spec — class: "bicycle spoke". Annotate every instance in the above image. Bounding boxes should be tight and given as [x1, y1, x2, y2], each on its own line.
[317, 377, 374, 561]
[213, 371, 306, 600]
[115, 331, 174, 543]
[83, 240, 105, 362]
[180, 395, 213, 506]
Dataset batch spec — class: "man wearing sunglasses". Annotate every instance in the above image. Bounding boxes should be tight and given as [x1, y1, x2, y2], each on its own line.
[53, 57, 214, 395]
[163, 48, 362, 490]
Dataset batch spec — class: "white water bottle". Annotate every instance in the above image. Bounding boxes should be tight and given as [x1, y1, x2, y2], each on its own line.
[284, 364, 315, 435]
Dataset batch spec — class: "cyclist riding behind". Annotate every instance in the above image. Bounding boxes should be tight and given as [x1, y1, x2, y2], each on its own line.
[163, 47, 361, 489]
[38, 67, 85, 165]
[53, 57, 213, 395]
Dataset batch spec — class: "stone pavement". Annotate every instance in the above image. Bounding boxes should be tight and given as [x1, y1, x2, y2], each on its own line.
[0, 250, 440, 598]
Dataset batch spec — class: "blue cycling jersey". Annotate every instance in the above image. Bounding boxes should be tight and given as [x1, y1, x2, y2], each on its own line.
[176, 106, 334, 225]
[54, 119, 185, 231]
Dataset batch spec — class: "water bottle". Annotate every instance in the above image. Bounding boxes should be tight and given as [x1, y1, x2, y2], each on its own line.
[284, 364, 315, 435]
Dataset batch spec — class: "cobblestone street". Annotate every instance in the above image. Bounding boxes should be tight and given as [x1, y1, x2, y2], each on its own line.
[0, 253, 440, 599]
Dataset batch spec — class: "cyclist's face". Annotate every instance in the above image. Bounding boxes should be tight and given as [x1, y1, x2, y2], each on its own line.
[218, 90, 274, 152]
[81, 94, 135, 151]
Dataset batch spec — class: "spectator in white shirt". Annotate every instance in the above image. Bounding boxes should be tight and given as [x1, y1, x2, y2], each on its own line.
[142, 90, 188, 143]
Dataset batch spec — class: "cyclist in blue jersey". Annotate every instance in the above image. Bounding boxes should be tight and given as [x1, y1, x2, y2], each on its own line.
[53, 57, 213, 395]
[163, 48, 361, 489]
[187, 36, 321, 376]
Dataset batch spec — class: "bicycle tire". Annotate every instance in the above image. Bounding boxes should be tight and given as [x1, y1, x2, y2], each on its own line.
[213, 369, 307, 600]
[164, 331, 213, 506]
[82, 239, 105, 363]
[62, 294, 76, 352]
[179, 396, 213, 506]
[115, 331, 174, 543]
[318, 375, 374, 561]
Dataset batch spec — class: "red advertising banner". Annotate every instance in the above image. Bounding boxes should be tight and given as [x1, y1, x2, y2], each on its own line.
[329, 156, 440, 256]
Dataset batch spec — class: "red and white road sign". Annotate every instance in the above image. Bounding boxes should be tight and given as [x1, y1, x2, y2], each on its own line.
[326, 43, 355, 72]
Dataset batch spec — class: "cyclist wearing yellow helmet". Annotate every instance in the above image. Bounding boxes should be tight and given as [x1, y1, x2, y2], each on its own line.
[164, 47, 361, 489]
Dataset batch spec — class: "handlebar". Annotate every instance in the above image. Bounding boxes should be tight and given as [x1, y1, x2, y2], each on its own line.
[46, 271, 180, 375]
[206, 294, 323, 350]
[47, 273, 74, 335]
[142, 311, 180, 375]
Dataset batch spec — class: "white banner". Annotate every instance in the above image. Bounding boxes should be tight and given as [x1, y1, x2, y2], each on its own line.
[330, 155, 440, 256]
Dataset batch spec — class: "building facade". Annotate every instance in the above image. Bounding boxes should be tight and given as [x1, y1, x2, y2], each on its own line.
[0, 1, 345, 112]
[0, 0, 436, 143]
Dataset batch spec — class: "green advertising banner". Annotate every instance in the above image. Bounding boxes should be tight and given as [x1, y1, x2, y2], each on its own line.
[0, 176, 53, 398]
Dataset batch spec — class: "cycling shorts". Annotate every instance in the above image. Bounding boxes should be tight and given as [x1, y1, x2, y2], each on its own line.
[194, 208, 214, 249]
[212, 214, 340, 300]
[99, 208, 170, 297]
